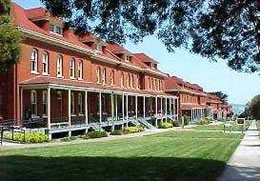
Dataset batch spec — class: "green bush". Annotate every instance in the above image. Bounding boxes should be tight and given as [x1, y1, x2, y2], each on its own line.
[4, 131, 49, 143]
[198, 117, 210, 125]
[123, 126, 144, 134]
[158, 122, 173, 129]
[84, 131, 108, 139]
[110, 130, 123, 135]
[172, 120, 180, 127]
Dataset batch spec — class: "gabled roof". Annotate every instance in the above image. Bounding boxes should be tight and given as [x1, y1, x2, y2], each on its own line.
[134, 53, 158, 64]
[25, 7, 50, 21]
[107, 43, 132, 54]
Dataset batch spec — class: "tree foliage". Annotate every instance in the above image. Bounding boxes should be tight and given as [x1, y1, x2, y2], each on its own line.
[41, 0, 260, 73]
[209, 91, 228, 104]
[0, 0, 22, 73]
[239, 94, 260, 120]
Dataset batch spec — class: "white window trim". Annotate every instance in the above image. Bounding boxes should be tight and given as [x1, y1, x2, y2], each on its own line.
[78, 93, 83, 114]
[70, 58, 76, 79]
[71, 93, 75, 115]
[78, 60, 83, 80]
[42, 91, 48, 116]
[42, 52, 49, 75]
[102, 68, 107, 85]
[30, 90, 37, 116]
[96, 66, 101, 84]
[57, 55, 63, 78]
[31, 49, 38, 74]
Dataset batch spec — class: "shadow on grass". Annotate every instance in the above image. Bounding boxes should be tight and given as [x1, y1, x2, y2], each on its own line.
[0, 155, 226, 181]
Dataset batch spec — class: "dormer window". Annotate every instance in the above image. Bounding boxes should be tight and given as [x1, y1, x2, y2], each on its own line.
[49, 24, 63, 35]
[125, 55, 131, 62]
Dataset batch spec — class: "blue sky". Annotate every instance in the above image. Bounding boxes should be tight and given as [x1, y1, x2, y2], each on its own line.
[13, 0, 260, 105]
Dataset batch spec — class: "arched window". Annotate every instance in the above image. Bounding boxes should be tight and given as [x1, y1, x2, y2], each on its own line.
[131, 74, 134, 88]
[42, 91, 48, 116]
[57, 55, 63, 77]
[70, 58, 75, 79]
[31, 90, 37, 116]
[110, 70, 115, 86]
[78, 93, 83, 114]
[102, 68, 107, 85]
[78, 60, 83, 80]
[31, 49, 38, 73]
[96, 66, 101, 84]
[42, 52, 49, 75]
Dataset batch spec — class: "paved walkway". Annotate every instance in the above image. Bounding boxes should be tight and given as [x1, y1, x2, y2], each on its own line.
[218, 121, 260, 181]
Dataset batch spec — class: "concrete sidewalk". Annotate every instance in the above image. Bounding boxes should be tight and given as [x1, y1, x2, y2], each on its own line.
[218, 121, 260, 181]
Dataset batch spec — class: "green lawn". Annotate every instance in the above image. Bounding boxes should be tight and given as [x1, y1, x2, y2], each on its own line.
[0, 128, 242, 181]
[194, 124, 244, 132]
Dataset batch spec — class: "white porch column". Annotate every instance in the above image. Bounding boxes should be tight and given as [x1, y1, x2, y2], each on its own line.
[135, 95, 138, 119]
[111, 92, 115, 131]
[47, 87, 51, 129]
[99, 92, 102, 123]
[126, 94, 129, 120]
[173, 98, 176, 120]
[143, 96, 146, 118]
[85, 91, 88, 125]
[122, 93, 125, 121]
[47, 87, 51, 139]
[170, 98, 172, 116]
[191, 109, 193, 121]
[68, 89, 71, 126]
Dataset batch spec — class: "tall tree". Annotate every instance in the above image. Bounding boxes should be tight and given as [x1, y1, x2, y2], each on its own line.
[0, 0, 22, 73]
[239, 94, 260, 120]
[209, 91, 228, 104]
[41, 0, 260, 73]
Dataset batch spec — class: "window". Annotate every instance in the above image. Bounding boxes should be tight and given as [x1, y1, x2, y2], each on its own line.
[42, 91, 48, 116]
[137, 75, 140, 89]
[42, 52, 49, 75]
[57, 55, 63, 77]
[31, 49, 38, 73]
[30, 90, 37, 116]
[50, 24, 63, 35]
[110, 70, 115, 86]
[121, 72, 125, 87]
[102, 68, 106, 85]
[78, 60, 83, 80]
[132, 74, 135, 88]
[96, 66, 101, 84]
[125, 55, 131, 62]
[127, 74, 131, 88]
[130, 74, 133, 88]
[78, 93, 83, 114]
[71, 93, 75, 115]
[70, 58, 75, 79]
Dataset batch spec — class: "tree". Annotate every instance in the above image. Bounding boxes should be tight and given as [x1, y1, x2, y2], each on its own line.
[239, 94, 260, 120]
[209, 91, 228, 104]
[0, 0, 22, 73]
[41, 0, 260, 73]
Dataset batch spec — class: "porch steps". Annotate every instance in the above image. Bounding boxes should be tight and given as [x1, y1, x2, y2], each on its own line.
[138, 118, 157, 130]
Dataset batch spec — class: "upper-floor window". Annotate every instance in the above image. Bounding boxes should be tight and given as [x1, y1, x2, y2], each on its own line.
[132, 74, 135, 88]
[127, 73, 131, 88]
[31, 49, 38, 73]
[42, 52, 49, 75]
[125, 55, 131, 62]
[57, 55, 63, 77]
[102, 68, 107, 85]
[78, 60, 83, 80]
[121, 72, 125, 87]
[110, 70, 115, 86]
[70, 58, 75, 79]
[96, 66, 101, 84]
[49, 24, 63, 35]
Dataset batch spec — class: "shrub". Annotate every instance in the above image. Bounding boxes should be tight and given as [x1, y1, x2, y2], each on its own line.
[123, 126, 144, 134]
[4, 131, 49, 143]
[110, 130, 123, 135]
[158, 122, 173, 129]
[172, 120, 180, 127]
[84, 131, 108, 139]
[198, 117, 210, 125]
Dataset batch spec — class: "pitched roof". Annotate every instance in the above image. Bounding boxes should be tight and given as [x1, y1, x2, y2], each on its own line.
[134, 53, 158, 64]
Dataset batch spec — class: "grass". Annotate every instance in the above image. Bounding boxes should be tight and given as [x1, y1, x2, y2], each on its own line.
[0, 127, 242, 181]
[194, 124, 245, 132]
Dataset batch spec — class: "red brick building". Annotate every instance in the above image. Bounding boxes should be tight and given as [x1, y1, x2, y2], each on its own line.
[165, 76, 232, 122]
[0, 3, 178, 138]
